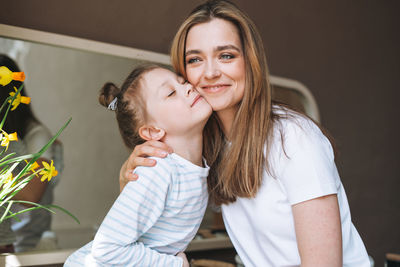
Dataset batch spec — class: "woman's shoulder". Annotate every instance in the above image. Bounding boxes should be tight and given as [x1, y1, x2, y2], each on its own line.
[272, 105, 320, 136]
[271, 105, 332, 156]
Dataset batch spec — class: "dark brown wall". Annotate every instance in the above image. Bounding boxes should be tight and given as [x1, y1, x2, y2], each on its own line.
[1, 0, 399, 264]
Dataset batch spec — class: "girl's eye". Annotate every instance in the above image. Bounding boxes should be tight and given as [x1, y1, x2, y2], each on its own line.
[221, 54, 234, 60]
[167, 91, 176, 97]
[186, 57, 200, 64]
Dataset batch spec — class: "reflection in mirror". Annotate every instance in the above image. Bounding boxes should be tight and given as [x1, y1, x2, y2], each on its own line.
[0, 34, 172, 251]
[0, 24, 319, 264]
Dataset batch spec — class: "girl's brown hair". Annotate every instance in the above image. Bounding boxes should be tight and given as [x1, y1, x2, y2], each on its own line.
[99, 64, 159, 149]
[171, 0, 275, 205]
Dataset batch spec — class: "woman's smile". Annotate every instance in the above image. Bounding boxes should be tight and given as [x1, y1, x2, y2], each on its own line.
[200, 83, 231, 93]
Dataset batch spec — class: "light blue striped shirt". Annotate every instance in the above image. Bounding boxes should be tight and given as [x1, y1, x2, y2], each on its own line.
[65, 153, 209, 267]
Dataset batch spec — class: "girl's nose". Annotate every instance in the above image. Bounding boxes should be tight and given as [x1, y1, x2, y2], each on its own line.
[185, 82, 194, 96]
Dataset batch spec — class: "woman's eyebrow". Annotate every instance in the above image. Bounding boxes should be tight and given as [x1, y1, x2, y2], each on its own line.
[185, 45, 241, 56]
[185, 49, 201, 56]
[215, 45, 241, 52]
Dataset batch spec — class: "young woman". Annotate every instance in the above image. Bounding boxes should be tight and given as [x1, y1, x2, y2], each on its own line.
[120, 1, 370, 266]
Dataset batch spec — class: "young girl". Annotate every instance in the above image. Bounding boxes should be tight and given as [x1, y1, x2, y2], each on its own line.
[65, 65, 212, 267]
[120, 1, 371, 266]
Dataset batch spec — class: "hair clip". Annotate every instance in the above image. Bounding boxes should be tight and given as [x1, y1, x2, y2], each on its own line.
[108, 97, 118, 111]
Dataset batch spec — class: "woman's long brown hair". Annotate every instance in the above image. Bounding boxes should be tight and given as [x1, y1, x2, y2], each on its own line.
[171, 0, 277, 205]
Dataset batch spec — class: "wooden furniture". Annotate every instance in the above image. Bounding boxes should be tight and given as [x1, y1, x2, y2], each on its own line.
[386, 253, 400, 267]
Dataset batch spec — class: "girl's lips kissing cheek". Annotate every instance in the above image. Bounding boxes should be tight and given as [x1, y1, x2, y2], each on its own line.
[191, 95, 203, 107]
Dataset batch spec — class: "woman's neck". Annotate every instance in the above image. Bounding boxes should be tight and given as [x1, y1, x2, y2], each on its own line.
[216, 105, 238, 140]
[163, 133, 204, 167]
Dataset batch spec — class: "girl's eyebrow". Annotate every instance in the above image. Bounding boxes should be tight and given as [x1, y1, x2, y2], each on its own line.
[160, 81, 169, 88]
[185, 45, 241, 56]
[158, 81, 173, 95]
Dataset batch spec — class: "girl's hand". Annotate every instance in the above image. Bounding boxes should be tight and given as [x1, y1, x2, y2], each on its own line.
[119, 140, 172, 192]
[176, 252, 189, 267]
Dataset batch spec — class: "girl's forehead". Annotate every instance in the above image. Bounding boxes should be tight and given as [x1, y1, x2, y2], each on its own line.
[141, 69, 175, 93]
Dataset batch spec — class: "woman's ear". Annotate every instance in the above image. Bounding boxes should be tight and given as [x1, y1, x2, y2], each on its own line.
[138, 125, 165, 141]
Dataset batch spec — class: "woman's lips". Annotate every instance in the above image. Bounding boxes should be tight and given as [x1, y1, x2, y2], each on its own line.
[201, 84, 230, 93]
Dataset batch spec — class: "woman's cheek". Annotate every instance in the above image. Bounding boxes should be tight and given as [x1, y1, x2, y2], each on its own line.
[186, 68, 200, 87]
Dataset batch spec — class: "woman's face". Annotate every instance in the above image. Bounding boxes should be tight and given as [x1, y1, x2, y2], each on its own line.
[185, 18, 246, 115]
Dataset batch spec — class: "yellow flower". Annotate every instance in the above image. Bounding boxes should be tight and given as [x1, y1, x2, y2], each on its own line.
[3, 173, 14, 185]
[8, 86, 31, 111]
[0, 130, 18, 151]
[39, 160, 58, 182]
[2, 173, 18, 188]
[0, 66, 25, 86]
[25, 160, 40, 176]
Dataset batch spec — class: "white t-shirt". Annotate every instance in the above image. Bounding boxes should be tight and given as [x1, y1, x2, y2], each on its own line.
[222, 109, 370, 267]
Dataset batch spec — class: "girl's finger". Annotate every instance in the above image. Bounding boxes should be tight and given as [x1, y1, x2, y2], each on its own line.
[147, 140, 173, 153]
[132, 144, 169, 159]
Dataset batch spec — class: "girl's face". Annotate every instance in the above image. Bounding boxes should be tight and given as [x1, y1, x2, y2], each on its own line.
[142, 68, 212, 136]
[185, 18, 246, 115]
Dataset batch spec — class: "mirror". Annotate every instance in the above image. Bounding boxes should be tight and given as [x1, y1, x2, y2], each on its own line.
[0, 24, 319, 262]
[0, 24, 174, 251]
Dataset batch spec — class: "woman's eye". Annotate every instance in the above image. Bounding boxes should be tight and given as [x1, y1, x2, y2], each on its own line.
[167, 91, 176, 97]
[187, 57, 200, 64]
[221, 54, 234, 60]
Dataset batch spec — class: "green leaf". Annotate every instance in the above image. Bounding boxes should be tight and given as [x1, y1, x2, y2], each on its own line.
[0, 151, 18, 163]
[23, 117, 72, 170]
[0, 200, 13, 222]
[0, 171, 36, 206]
[0, 200, 55, 223]
[0, 201, 80, 225]
[0, 154, 34, 168]
[46, 204, 80, 224]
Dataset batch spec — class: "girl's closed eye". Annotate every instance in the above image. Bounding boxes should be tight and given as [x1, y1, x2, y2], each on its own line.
[167, 90, 176, 97]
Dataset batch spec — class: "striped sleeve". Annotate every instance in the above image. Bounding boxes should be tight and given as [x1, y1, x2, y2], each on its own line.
[91, 161, 182, 267]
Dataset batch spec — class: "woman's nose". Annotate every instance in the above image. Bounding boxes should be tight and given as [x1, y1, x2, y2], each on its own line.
[204, 60, 221, 79]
